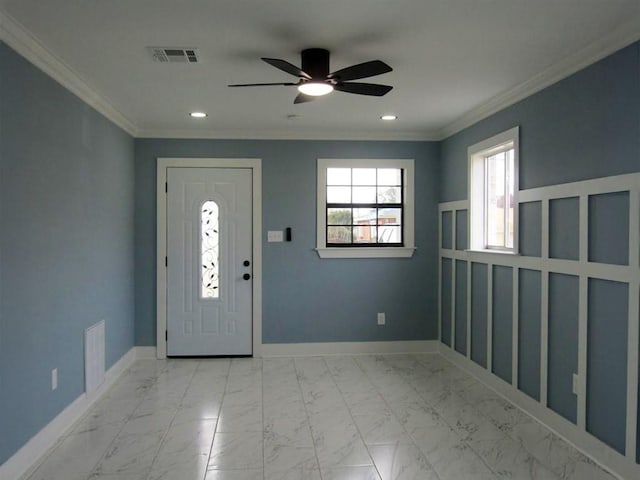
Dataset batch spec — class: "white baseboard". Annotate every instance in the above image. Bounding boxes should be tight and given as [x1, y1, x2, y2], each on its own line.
[1, 347, 137, 480]
[134, 346, 157, 359]
[438, 345, 637, 480]
[260, 340, 439, 357]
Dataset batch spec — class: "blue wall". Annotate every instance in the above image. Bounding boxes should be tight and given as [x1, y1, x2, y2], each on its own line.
[135, 139, 440, 346]
[1, 27, 638, 473]
[438, 41, 640, 463]
[0, 43, 135, 464]
[440, 42, 640, 203]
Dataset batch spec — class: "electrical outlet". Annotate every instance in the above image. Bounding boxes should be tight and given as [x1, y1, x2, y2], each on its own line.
[377, 312, 385, 325]
[572, 373, 578, 395]
[51, 368, 58, 391]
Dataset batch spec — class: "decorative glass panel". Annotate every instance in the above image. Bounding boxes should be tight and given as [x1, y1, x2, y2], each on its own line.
[201, 201, 219, 299]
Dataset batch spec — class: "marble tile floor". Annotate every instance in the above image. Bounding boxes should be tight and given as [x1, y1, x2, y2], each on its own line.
[25, 354, 617, 480]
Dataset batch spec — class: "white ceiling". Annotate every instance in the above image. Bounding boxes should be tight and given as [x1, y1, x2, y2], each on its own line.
[1, 0, 639, 140]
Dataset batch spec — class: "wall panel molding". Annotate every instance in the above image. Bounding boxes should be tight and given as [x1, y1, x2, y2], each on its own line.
[439, 172, 640, 478]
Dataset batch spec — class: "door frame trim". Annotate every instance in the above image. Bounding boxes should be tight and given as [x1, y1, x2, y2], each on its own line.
[156, 158, 262, 358]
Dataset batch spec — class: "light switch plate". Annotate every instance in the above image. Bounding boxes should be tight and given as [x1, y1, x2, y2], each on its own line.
[267, 230, 284, 242]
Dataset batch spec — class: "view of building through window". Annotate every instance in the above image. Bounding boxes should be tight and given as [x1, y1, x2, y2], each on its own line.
[485, 149, 515, 249]
[326, 167, 403, 246]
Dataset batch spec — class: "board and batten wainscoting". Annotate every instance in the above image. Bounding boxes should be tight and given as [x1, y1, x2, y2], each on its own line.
[438, 172, 640, 479]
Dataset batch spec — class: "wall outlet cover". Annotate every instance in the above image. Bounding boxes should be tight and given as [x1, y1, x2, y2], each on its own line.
[51, 368, 58, 391]
[377, 312, 385, 325]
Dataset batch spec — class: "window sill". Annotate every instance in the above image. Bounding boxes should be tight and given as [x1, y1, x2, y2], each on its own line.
[316, 247, 416, 259]
[465, 248, 519, 256]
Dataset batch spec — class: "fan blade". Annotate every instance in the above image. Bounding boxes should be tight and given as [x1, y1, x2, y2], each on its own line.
[262, 58, 311, 79]
[228, 82, 298, 87]
[334, 82, 393, 96]
[294, 93, 316, 104]
[329, 60, 392, 82]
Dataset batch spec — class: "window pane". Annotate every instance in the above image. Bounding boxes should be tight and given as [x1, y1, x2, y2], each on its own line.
[378, 207, 401, 225]
[201, 201, 219, 299]
[327, 168, 351, 185]
[327, 226, 352, 243]
[327, 208, 351, 225]
[378, 168, 401, 185]
[506, 149, 515, 248]
[352, 186, 376, 203]
[377, 186, 401, 203]
[486, 152, 506, 247]
[352, 168, 376, 185]
[327, 186, 351, 203]
[353, 225, 377, 243]
[353, 208, 376, 224]
[378, 225, 401, 243]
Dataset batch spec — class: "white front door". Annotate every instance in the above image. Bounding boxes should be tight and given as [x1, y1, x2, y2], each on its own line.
[166, 167, 253, 356]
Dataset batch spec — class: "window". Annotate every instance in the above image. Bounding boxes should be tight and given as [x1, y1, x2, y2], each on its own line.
[468, 127, 519, 253]
[201, 200, 219, 298]
[317, 159, 415, 258]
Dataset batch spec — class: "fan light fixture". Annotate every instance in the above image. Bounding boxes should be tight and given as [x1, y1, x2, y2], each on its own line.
[298, 82, 334, 96]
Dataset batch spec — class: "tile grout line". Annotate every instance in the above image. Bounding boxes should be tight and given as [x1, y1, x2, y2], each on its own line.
[204, 358, 234, 478]
[143, 360, 205, 480]
[88, 360, 172, 480]
[350, 355, 444, 480]
[411, 354, 564, 479]
[320, 356, 381, 479]
[382, 354, 504, 479]
[260, 358, 265, 480]
[292, 357, 326, 480]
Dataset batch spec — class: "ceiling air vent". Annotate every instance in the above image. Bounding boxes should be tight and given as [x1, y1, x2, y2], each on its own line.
[149, 47, 199, 63]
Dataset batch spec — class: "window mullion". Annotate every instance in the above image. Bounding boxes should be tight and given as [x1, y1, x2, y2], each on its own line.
[503, 154, 508, 248]
[484, 156, 489, 248]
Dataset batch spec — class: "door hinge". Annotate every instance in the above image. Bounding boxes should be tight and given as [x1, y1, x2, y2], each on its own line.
[165, 182, 168, 193]
[165, 330, 168, 341]
[165, 256, 168, 267]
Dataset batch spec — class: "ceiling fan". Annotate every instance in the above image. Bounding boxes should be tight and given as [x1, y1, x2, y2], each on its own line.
[228, 48, 393, 104]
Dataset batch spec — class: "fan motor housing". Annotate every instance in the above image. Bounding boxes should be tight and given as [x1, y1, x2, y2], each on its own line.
[301, 48, 330, 79]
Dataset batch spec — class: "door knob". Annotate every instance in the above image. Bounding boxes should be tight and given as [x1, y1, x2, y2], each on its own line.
[243, 273, 251, 280]
[243, 260, 251, 267]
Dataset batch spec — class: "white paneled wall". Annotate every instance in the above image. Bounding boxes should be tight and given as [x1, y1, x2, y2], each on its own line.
[439, 172, 640, 479]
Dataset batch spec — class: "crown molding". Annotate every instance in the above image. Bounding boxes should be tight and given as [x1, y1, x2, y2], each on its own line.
[2, 7, 638, 143]
[0, 9, 138, 136]
[136, 128, 441, 142]
[438, 19, 640, 140]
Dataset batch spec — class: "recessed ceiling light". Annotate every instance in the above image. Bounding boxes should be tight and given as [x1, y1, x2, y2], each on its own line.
[380, 114, 398, 121]
[190, 111, 207, 118]
[298, 82, 334, 96]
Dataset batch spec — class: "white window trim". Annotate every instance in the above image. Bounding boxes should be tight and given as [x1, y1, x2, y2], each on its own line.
[468, 127, 519, 254]
[316, 158, 415, 259]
